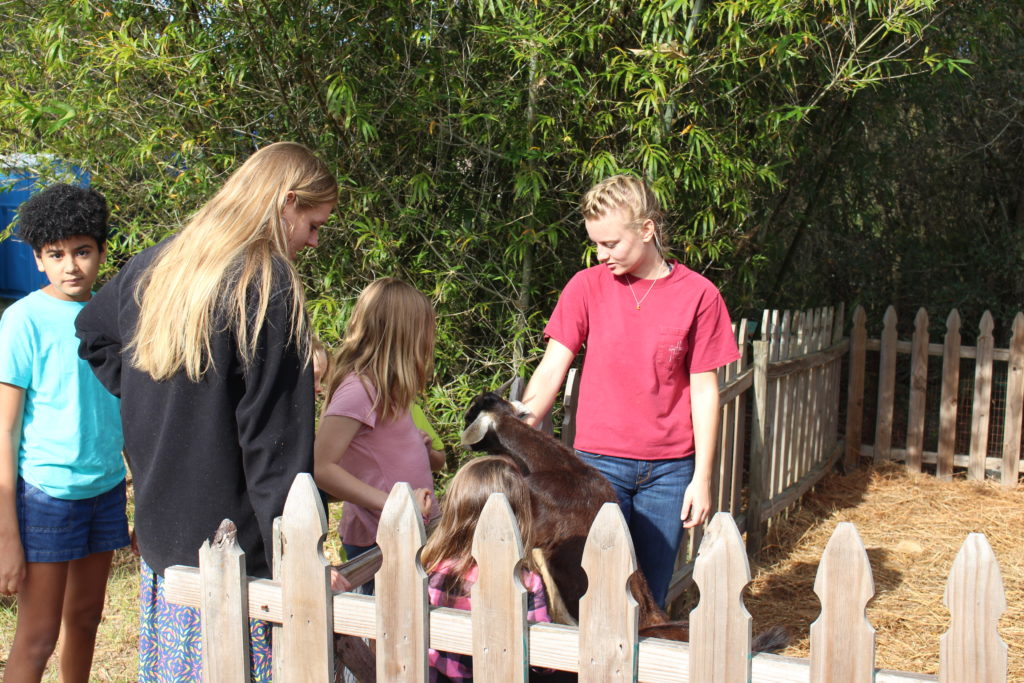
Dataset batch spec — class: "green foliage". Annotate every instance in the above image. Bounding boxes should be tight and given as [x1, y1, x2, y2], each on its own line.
[0, 0, 969, 448]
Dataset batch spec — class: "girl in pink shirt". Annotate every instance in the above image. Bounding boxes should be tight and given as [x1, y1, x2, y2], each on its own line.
[520, 175, 739, 608]
[420, 456, 551, 682]
[314, 279, 444, 585]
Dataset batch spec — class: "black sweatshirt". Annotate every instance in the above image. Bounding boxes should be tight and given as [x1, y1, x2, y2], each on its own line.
[75, 241, 315, 578]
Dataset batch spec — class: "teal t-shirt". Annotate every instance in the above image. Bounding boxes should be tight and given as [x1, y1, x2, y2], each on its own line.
[0, 289, 125, 500]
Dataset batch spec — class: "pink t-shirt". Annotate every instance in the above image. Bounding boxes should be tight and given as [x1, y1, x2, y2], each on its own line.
[324, 373, 440, 546]
[544, 262, 739, 460]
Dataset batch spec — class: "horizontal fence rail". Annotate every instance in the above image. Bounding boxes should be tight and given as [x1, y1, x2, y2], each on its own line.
[164, 474, 1009, 681]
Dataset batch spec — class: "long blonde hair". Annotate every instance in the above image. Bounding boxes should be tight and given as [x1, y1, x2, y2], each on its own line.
[129, 142, 337, 381]
[420, 456, 536, 581]
[323, 278, 435, 422]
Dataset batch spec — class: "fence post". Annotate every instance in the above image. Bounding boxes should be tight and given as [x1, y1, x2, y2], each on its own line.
[471, 493, 529, 681]
[278, 474, 334, 683]
[729, 319, 749, 516]
[1002, 313, 1024, 487]
[747, 339, 772, 554]
[874, 306, 898, 462]
[845, 307, 867, 469]
[690, 513, 751, 683]
[376, 483, 429, 681]
[560, 367, 582, 448]
[810, 523, 875, 683]
[969, 312, 995, 480]
[579, 503, 639, 682]
[906, 308, 930, 473]
[768, 310, 786, 512]
[940, 533, 1007, 683]
[199, 520, 249, 683]
[937, 310, 962, 481]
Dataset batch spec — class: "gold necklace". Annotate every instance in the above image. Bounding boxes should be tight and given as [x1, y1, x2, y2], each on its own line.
[627, 263, 666, 310]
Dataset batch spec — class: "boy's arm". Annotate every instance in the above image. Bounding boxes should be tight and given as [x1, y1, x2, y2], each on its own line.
[0, 382, 26, 595]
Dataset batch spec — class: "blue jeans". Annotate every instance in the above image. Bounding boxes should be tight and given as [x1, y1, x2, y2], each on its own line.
[575, 451, 695, 609]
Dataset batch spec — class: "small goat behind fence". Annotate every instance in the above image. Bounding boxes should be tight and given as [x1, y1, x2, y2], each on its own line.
[163, 474, 1008, 682]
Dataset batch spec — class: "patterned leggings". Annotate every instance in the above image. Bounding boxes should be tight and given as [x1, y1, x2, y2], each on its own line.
[138, 558, 273, 682]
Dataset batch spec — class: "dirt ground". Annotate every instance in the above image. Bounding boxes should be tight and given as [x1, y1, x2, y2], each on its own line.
[744, 460, 1023, 678]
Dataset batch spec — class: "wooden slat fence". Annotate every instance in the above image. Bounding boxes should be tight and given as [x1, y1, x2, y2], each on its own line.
[845, 306, 1024, 487]
[746, 306, 848, 553]
[163, 474, 1009, 682]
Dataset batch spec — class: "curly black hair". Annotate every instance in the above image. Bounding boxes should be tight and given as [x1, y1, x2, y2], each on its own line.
[17, 183, 109, 252]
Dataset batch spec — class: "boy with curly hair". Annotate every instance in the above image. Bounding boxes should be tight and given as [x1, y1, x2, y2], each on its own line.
[0, 183, 128, 682]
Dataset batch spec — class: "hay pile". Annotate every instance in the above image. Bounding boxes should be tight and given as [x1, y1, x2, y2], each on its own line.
[745, 461, 1023, 677]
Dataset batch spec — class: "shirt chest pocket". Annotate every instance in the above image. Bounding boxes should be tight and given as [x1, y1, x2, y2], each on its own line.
[655, 327, 690, 373]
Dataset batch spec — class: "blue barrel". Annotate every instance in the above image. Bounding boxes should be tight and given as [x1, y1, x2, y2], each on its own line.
[0, 162, 89, 299]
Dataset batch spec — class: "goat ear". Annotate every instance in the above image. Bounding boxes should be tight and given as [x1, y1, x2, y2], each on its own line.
[460, 411, 496, 447]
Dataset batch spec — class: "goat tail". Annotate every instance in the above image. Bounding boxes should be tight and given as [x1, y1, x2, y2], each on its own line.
[751, 625, 790, 653]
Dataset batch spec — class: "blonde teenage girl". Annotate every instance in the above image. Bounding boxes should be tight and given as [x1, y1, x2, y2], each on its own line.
[76, 141, 337, 682]
[420, 456, 551, 682]
[314, 278, 443, 576]
[520, 174, 739, 609]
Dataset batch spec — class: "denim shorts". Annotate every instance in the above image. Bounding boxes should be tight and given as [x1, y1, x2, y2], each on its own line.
[16, 477, 131, 563]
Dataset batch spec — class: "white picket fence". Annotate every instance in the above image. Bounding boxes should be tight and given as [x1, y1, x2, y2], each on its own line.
[163, 473, 1009, 682]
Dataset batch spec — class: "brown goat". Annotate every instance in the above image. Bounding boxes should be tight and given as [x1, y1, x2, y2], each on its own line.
[461, 391, 788, 656]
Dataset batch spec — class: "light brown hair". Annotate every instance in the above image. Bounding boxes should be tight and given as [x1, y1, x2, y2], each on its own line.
[420, 456, 536, 581]
[129, 141, 337, 381]
[323, 278, 435, 422]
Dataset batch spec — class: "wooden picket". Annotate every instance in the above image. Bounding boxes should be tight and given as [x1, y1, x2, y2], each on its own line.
[875, 306, 898, 462]
[163, 476, 1009, 681]
[471, 493, 529, 680]
[690, 513, 751, 682]
[579, 503, 639, 681]
[810, 523, 875, 682]
[846, 306, 868, 468]
[937, 310, 961, 481]
[199, 521, 249, 683]
[375, 481, 428, 681]
[906, 308, 929, 472]
[940, 534, 1007, 683]
[846, 306, 1024, 486]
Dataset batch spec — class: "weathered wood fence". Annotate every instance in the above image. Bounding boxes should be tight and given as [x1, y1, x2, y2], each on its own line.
[163, 473, 1009, 682]
[846, 307, 1024, 487]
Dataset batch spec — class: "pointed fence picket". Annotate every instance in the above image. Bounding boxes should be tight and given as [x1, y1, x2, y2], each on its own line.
[810, 523, 875, 683]
[471, 493, 529, 680]
[162, 473, 1009, 682]
[845, 306, 1024, 486]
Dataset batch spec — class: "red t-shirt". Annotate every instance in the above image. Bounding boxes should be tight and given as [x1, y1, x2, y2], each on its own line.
[544, 262, 739, 460]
